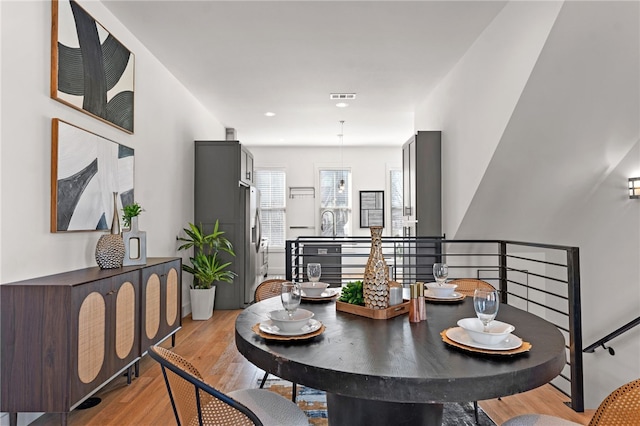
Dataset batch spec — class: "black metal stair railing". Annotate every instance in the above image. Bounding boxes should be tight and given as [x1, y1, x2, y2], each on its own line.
[285, 236, 584, 412]
[583, 316, 640, 356]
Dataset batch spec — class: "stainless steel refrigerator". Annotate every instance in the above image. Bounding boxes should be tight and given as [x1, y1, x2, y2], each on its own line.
[246, 186, 263, 303]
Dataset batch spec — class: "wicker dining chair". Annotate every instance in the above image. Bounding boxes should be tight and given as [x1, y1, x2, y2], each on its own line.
[255, 279, 287, 304]
[254, 279, 298, 402]
[502, 378, 640, 425]
[448, 278, 496, 296]
[148, 345, 308, 426]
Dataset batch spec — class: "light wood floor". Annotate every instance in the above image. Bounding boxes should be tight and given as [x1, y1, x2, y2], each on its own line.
[31, 310, 594, 426]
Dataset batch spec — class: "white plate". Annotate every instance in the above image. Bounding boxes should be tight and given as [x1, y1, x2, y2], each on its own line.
[302, 288, 340, 299]
[445, 327, 523, 351]
[259, 318, 322, 336]
[425, 290, 464, 300]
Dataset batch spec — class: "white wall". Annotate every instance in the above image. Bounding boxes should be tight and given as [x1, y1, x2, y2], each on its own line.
[249, 145, 402, 275]
[0, 0, 224, 355]
[416, 1, 562, 239]
[416, 0, 640, 407]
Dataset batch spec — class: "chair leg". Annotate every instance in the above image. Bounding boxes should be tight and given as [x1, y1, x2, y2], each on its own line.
[259, 371, 269, 388]
[473, 401, 479, 425]
[260, 371, 297, 403]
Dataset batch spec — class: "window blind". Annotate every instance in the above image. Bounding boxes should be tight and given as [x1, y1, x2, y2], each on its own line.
[390, 169, 403, 237]
[319, 169, 351, 237]
[255, 169, 286, 248]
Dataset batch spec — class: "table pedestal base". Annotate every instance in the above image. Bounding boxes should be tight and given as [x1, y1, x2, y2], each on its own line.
[327, 393, 443, 426]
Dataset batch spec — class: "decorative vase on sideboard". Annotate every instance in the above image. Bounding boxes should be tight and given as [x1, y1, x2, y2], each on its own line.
[123, 216, 147, 266]
[95, 192, 125, 269]
[363, 226, 390, 309]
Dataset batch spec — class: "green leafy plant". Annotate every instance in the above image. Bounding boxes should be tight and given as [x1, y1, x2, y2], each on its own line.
[122, 202, 144, 228]
[177, 221, 236, 289]
[338, 280, 365, 306]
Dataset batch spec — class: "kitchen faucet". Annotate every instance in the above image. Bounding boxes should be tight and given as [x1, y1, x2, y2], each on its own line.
[320, 210, 336, 238]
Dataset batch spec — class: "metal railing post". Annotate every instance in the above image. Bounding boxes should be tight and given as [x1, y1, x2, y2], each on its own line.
[567, 247, 584, 412]
[499, 241, 507, 304]
[285, 240, 293, 281]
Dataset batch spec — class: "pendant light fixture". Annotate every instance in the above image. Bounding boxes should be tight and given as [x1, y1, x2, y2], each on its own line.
[338, 120, 345, 193]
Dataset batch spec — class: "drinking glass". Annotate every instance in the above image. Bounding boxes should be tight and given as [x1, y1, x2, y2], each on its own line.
[473, 288, 499, 331]
[307, 263, 322, 283]
[281, 282, 301, 319]
[433, 263, 448, 286]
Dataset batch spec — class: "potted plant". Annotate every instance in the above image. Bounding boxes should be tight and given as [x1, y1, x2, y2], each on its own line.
[177, 220, 236, 320]
[121, 202, 147, 266]
[122, 202, 144, 229]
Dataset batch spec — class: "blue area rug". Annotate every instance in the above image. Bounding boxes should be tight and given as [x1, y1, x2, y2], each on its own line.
[261, 377, 496, 425]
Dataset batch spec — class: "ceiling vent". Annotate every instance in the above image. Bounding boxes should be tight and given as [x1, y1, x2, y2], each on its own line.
[330, 93, 356, 100]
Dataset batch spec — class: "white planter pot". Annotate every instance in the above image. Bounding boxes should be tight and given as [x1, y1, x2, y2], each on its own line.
[190, 287, 216, 320]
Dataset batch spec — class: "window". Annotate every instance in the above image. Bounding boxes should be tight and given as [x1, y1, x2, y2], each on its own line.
[254, 169, 286, 248]
[319, 169, 351, 237]
[390, 169, 403, 237]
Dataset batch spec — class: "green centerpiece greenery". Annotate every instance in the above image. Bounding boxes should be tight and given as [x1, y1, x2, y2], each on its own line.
[338, 280, 364, 305]
[122, 202, 144, 229]
[177, 220, 236, 289]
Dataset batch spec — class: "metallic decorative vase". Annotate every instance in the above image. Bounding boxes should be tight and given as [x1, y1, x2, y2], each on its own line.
[95, 192, 125, 269]
[363, 226, 389, 309]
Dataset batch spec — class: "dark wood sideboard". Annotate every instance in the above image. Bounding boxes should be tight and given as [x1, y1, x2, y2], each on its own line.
[1, 257, 182, 426]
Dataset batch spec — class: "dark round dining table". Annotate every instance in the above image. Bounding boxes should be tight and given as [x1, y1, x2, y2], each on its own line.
[235, 297, 566, 426]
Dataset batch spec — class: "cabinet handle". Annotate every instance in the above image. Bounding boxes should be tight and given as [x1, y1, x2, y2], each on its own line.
[106, 290, 115, 296]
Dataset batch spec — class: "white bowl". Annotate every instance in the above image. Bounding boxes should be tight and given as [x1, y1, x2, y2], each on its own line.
[426, 282, 458, 297]
[457, 318, 515, 346]
[267, 309, 314, 332]
[300, 282, 330, 297]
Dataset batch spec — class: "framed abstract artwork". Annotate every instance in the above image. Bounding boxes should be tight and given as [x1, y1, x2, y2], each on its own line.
[51, 119, 134, 232]
[51, 0, 135, 133]
[360, 190, 384, 228]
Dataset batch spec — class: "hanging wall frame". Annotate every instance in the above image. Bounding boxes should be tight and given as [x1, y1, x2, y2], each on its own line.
[51, 118, 135, 232]
[360, 190, 384, 228]
[51, 0, 135, 133]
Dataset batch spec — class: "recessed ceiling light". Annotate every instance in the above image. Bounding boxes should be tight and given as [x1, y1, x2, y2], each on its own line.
[336, 102, 349, 108]
[265, 112, 276, 117]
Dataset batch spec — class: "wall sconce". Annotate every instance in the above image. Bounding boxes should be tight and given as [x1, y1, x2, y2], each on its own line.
[629, 177, 640, 199]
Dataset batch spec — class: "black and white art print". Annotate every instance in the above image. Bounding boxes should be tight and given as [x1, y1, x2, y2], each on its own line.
[51, 119, 134, 232]
[52, 0, 135, 133]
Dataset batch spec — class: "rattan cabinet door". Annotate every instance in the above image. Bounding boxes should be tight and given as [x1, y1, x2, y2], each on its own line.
[72, 277, 110, 406]
[140, 259, 182, 354]
[108, 271, 141, 378]
[71, 271, 140, 406]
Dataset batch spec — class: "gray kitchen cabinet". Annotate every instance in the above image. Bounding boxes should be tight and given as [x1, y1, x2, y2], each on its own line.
[240, 145, 254, 185]
[194, 140, 258, 309]
[401, 131, 442, 283]
[402, 131, 441, 237]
